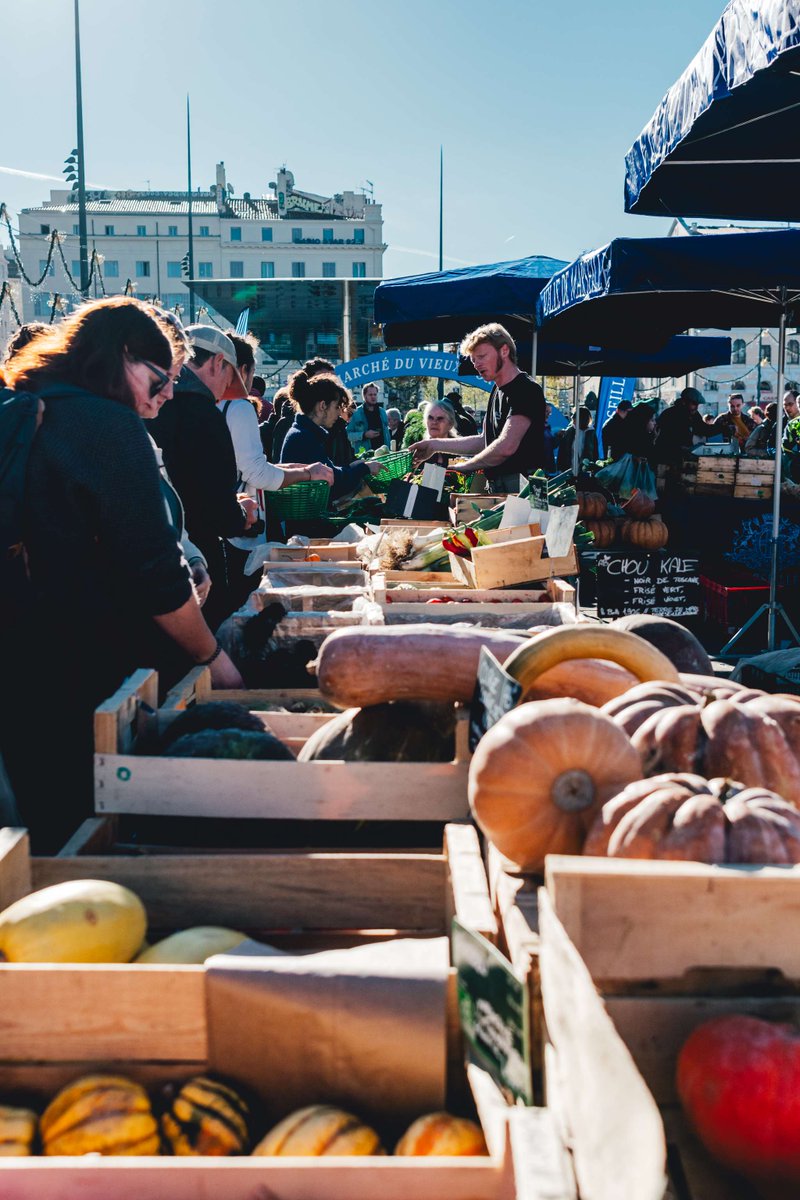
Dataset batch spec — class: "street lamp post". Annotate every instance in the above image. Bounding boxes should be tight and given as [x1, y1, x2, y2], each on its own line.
[73, 0, 89, 295]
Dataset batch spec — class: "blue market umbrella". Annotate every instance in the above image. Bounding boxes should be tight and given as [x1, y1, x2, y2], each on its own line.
[625, 0, 800, 220]
[452, 335, 732, 380]
[537, 227, 800, 649]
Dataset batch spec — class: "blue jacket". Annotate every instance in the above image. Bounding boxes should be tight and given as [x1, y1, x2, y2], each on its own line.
[280, 413, 369, 499]
[347, 403, 390, 454]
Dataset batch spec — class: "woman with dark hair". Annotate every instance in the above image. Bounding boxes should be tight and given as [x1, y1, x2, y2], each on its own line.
[279, 370, 383, 498]
[0, 296, 242, 852]
[556, 406, 599, 470]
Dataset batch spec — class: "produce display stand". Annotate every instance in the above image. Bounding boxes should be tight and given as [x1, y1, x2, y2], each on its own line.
[539, 854, 800, 1199]
[0, 828, 513, 1200]
[372, 573, 577, 629]
[90, 669, 471, 825]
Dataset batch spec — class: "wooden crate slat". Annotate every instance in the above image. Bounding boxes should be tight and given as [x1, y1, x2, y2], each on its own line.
[0, 828, 31, 909]
[33, 852, 449, 932]
[94, 755, 469, 821]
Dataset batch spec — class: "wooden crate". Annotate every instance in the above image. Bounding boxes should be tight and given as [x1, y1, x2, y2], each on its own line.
[0, 829, 509, 1200]
[449, 532, 578, 590]
[0, 822, 497, 1059]
[539, 855, 800, 1199]
[93, 670, 471, 822]
[264, 542, 359, 562]
[372, 573, 576, 626]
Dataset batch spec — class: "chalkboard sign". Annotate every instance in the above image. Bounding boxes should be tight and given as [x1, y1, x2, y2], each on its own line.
[452, 918, 532, 1104]
[469, 646, 523, 751]
[595, 551, 701, 618]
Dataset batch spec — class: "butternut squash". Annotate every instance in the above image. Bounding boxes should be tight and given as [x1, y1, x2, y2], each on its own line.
[502, 626, 680, 696]
[314, 625, 528, 707]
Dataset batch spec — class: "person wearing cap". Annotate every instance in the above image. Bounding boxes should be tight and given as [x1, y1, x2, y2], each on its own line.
[601, 398, 633, 461]
[653, 387, 708, 466]
[219, 333, 333, 607]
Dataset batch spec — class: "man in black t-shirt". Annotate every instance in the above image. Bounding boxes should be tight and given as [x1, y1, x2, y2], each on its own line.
[410, 323, 546, 491]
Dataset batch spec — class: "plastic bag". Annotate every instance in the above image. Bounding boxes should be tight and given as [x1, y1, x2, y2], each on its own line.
[595, 453, 657, 500]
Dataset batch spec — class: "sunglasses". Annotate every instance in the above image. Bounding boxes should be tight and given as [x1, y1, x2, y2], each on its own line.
[138, 359, 176, 399]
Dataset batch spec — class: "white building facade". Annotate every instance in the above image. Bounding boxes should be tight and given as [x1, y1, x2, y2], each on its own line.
[16, 165, 385, 323]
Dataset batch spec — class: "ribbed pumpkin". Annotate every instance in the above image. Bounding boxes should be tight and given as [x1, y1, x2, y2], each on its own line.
[601, 679, 746, 739]
[469, 699, 642, 871]
[630, 694, 800, 799]
[577, 492, 608, 520]
[252, 1106, 384, 1156]
[41, 1075, 160, 1156]
[161, 1075, 250, 1156]
[621, 517, 669, 549]
[585, 774, 800, 864]
[395, 1113, 487, 1156]
[584, 518, 616, 548]
[0, 1106, 37, 1156]
[0, 879, 146, 964]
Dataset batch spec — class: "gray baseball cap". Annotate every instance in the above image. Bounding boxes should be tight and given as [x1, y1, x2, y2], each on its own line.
[186, 325, 248, 399]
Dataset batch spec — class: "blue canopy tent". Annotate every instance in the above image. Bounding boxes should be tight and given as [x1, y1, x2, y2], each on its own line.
[537, 228, 800, 649]
[375, 255, 568, 373]
[625, 0, 800, 221]
[454, 334, 731, 381]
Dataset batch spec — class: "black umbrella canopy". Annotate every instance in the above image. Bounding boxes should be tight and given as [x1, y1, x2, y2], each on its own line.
[625, 0, 800, 221]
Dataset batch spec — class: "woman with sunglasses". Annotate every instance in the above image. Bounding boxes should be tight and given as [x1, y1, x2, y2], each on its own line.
[0, 297, 243, 854]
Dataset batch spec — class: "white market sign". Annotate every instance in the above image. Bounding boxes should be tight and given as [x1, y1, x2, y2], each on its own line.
[335, 349, 492, 391]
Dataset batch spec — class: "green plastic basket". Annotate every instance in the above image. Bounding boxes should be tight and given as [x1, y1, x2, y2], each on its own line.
[366, 449, 414, 487]
[264, 480, 331, 520]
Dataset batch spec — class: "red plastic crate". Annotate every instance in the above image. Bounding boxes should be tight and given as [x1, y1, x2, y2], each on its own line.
[700, 575, 769, 629]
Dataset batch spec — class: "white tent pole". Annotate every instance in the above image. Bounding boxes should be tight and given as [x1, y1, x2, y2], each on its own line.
[572, 375, 581, 477]
[768, 307, 787, 650]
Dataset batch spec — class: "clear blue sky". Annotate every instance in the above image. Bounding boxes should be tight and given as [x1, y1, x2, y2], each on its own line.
[2, 0, 736, 278]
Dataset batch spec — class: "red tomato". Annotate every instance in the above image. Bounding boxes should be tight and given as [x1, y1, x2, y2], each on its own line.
[677, 1014, 800, 1183]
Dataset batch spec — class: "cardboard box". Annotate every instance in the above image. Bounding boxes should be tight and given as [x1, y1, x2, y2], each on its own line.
[92, 671, 471, 823]
[539, 855, 800, 1199]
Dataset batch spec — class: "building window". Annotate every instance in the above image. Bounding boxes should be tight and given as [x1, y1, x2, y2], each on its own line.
[230, 227, 242, 242]
[104, 260, 119, 277]
[71, 260, 81, 277]
[292, 228, 303, 243]
[40, 224, 50, 235]
[322, 262, 336, 278]
[261, 228, 272, 242]
[73, 224, 80, 235]
[291, 261, 305, 278]
[732, 338, 746, 365]
[137, 225, 146, 237]
[761, 343, 772, 364]
[136, 260, 151, 277]
[168, 225, 178, 237]
[323, 228, 333, 244]
[761, 379, 773, 391]
[734, 379, 746, 391]
[199, 226, 210, 237]
[104, 225, 115, 236]
[353, 228, 365, 244]
[198, 262, 213, 278]
[167, 261, 182, 278]
[230, 261, 244, 278]
[706, 380, 719, 391]
[39, 260, 55, 278]
[352, 262, 366, 278]
[260, 261, 275, 278]
[789, 339, 800, 366]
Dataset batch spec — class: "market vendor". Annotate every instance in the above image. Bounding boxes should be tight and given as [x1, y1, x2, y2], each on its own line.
[410, 323, 546, 491]
[653, 386, 708, 466]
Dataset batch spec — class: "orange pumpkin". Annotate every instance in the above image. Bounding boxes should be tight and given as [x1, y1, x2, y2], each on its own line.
[621, 516, 669, 549]
[584, 518, 616, 548]
[577, 492, 608, 520]
[468, 698, 642, 871]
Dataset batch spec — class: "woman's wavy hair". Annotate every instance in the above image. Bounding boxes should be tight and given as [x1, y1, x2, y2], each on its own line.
[0, 296, 181, 408]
